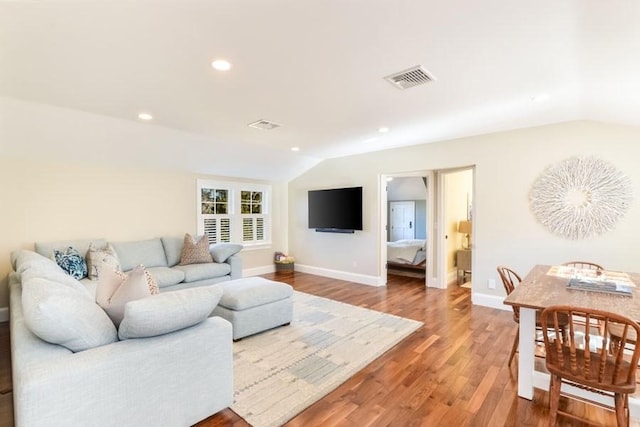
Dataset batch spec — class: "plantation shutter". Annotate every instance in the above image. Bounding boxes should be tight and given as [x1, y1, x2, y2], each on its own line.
[197, 179, 271, 247]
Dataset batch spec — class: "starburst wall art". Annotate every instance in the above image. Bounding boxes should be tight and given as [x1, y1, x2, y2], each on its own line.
[529, 156, 633, 240]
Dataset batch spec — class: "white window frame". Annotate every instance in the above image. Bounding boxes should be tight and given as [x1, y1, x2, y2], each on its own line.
[197, 179, 272, 249]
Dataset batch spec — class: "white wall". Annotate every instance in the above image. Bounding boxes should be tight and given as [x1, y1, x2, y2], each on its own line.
[387, 177, 426, 201]
[289, 121, 640, 306]
[0, 96, 297, 310]
[0, 156, 287, 308]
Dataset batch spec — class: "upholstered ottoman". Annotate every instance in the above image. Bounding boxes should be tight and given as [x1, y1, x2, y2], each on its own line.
[212, 277, 293, 340]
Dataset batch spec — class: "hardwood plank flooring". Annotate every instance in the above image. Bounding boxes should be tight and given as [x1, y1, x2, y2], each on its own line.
[1, 271, 638, 426]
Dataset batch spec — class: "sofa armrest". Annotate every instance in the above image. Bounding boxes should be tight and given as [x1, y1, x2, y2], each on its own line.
[226, 254, 242, 279]
[13, 316, 233, 427]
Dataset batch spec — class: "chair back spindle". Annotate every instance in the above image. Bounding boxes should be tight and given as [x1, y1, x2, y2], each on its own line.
[541, 306, 640, 390]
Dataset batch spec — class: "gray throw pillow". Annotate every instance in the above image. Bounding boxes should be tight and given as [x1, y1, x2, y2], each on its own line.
[118, 285, 223, 340]
[210, 243, 243, 263]
[22, 277, 118, 352]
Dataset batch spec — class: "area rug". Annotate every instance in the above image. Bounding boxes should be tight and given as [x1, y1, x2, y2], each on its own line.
[231, 291, 423, 427]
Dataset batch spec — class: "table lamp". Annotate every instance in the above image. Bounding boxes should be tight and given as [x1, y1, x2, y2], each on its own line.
[458, 220, 472, 249]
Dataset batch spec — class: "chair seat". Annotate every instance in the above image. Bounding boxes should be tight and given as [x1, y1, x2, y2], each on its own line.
[534, 310, 569, 329]
[546, 344, 637, 395]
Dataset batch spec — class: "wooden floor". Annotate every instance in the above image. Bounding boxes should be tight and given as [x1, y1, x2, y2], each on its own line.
[0, 271, 636, 426]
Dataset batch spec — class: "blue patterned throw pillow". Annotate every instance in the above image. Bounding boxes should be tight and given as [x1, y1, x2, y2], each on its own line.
[54, 247, 88, 280]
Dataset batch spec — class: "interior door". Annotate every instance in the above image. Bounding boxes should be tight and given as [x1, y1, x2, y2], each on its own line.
[390, 201, 415, 241]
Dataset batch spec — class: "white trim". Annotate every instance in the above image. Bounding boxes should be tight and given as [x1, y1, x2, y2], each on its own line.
[471, 292, 511, 311]
[243, 265, 275, 277]
[0, 307, 8, 322]
[295, 264, 384, 287]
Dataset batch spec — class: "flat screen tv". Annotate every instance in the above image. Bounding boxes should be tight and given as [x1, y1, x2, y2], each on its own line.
[308, 186, 363, 233]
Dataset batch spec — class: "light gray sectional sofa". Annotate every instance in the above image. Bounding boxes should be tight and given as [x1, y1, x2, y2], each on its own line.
[34, 236, 242, 290]
[9, 236, 242, 427]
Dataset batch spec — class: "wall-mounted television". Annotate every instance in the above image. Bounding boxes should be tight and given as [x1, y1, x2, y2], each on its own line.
[308, 186, 363, 233]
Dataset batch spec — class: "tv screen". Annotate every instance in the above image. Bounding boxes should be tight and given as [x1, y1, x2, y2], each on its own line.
[308, 187, 363, 232]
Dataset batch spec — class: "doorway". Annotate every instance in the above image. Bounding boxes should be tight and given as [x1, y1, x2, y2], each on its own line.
[380, 172, 436, 287]
[436, 167, 474, 288]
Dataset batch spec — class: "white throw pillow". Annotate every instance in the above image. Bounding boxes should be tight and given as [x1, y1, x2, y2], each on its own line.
[96, 265, 158, 327]
[118, 285, 223, 340]
[86, 242, 121, 281]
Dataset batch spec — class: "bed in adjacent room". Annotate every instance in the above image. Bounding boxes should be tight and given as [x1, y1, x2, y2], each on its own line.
[386, 239, 426, 276]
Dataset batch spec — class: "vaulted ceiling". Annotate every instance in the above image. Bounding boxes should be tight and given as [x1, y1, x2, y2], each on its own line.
[1, 1, 639, 180]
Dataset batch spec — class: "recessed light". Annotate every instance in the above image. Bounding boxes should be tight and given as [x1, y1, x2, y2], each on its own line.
[211, 59, 232, 71]
[364, 137, 378, 143]
[378, 127, 390, 133]
[291, 147, 300, 152]
[138, 113, 153, 121]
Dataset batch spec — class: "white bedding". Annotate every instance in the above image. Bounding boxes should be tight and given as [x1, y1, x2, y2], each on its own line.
[387, 239, 426, 265]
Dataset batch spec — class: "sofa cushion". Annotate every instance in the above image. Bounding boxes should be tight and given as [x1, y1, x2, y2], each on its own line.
[20, 262, 92, 298]
[86, 242, 121, 280]
[96, 265, 158, 327]
[53, 247, 88, 280]
[146, 266, 185, 288]
[161, 236, 184, 267]
[21, 277, 118, 352]
[217, 277, 293, 311]
[210, 243, 243, 263]
[12, 249, 58, 273]
[118, 285, 223, 340]
[111, 238, 168, 272]
[34, 239, 107, 260]
[180, 233, 213, 265]
[173, 262, 231, 283]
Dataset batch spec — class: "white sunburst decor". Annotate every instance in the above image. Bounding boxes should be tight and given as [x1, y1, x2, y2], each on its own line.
[529, 156, 633, 240]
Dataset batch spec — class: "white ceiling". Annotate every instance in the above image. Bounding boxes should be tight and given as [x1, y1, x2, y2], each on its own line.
[1, 1, 640, 180]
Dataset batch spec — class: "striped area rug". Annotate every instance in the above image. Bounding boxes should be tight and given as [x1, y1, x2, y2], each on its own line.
[231, 291, 422, 427]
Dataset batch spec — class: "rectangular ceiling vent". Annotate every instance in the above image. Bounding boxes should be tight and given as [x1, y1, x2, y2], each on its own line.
[248, 119, 281, 130]
[384, 65, 435, 90]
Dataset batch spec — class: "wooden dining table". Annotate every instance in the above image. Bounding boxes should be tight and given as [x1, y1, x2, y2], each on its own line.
[503, 264, 640, 417]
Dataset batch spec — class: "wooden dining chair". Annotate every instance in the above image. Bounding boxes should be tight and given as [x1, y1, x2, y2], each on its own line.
[541, 305, 640, 427]
[562, 261, 604, 272]
[498, 266, 567, 367]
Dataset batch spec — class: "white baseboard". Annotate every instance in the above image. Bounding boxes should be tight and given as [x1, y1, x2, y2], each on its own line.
[0, 307, 8, 322]
[295, 264, 385, 287]
[471, 292, 511, 311]
[243, 265, 275, 277]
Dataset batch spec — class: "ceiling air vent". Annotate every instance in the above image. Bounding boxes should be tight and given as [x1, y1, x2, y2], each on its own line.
[248, 119, 281, 130]
[384, 65, 435, 90]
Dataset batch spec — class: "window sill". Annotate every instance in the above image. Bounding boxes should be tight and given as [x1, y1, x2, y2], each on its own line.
[241, 242, 272, 251]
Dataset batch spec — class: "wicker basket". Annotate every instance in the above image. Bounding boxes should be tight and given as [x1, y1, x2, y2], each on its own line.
[275, 262, 294, 272]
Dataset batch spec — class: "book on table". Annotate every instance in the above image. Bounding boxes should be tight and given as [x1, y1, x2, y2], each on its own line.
[567, 278, 633, 296]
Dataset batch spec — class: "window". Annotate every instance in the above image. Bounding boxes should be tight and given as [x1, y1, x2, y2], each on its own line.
[197, 179, 271, 247]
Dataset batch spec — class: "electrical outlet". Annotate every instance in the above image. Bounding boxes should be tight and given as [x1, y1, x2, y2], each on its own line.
[488, 279, 496, 289]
